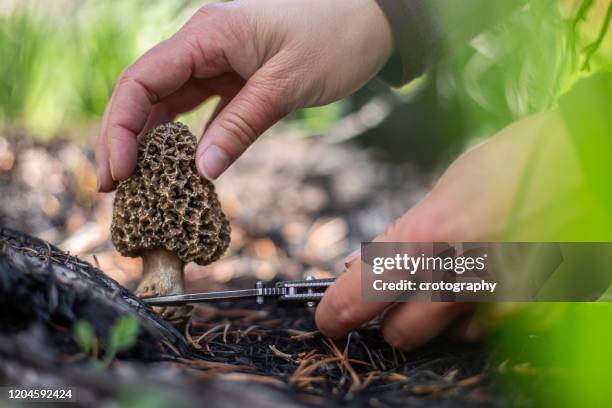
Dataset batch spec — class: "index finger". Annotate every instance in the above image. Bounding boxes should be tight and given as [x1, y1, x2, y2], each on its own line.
[315, 258, 391, 338]
[99, 37, 198, 182]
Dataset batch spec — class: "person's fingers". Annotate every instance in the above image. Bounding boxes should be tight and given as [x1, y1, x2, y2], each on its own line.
[315, 212, 431, 339]
[97, 68, 244, 191]
[100, 19, 231, 181]
[315, 260, 392, 339]
[102, 40, 196, 180]
[142, 73, 245, 138]
[196, 57, 299, 180]
[141, 78, 214, 135]
[97, 78, 208, 191]
[381, 302, 473, 350]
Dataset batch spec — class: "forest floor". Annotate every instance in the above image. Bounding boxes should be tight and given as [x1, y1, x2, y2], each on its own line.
[0, 131, 538, 407]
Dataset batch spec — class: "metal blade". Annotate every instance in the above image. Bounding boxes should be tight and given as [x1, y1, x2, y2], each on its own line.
[143, 288, 260, 306]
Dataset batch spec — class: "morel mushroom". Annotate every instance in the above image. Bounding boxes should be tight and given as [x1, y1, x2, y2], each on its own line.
[111, 122, 230, 321]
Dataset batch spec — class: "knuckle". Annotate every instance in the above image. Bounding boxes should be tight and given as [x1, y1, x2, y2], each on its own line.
[117, 64, 141, 85]
[108, 126, 132, 143]
[194, 3, 225, 21]
[179, 5, 235, 74]
[190, 3, 243, 47]
[116, 69, 134, 90]
[182, 34, 228, 74]
[115, 69, 159, 104]
[251, 84, 292, 121]
[325, 287, 360, 330]
[218, 110, 259, 149]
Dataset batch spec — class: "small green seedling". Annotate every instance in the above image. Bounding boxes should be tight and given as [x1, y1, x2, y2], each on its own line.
[73, 315, 139, 370]
[73, 319, 96, 356]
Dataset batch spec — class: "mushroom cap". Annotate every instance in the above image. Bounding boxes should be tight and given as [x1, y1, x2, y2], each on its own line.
[111, 122, 230, 265]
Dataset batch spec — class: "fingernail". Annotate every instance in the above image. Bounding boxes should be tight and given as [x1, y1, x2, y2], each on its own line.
[344, 249, 361, 268]
[199, 145, 231, 180]
[109, 160, 117, 181]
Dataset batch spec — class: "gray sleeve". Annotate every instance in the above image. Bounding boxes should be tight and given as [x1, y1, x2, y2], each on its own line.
[376, 0, 527, 87]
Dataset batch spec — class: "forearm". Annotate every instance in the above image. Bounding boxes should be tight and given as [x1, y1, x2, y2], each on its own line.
[376, 0, 528, 86]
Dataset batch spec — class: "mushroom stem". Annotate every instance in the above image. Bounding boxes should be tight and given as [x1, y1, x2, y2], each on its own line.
[137, 247, 185, 297]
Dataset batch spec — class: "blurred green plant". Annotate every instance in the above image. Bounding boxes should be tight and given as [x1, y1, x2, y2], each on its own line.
[73, 318, 96, 355]
[430, 2, 612, 406]
[0, 0, 202, 135]
[493, 302, 612, 407]
[73, 315, 140, 370]
[69, 2, 142, 119]
[289, 101, 345, 134]
[487, 71, 612, 406]
[0, 7, 49, 124]
[435, 0, 612, 139]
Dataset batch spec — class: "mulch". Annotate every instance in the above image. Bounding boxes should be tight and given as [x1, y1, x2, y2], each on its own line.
[0, 133, 539, 407]
[0, 227, 528, 408]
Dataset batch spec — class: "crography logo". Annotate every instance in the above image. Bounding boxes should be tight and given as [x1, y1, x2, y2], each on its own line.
[372, 253, 487, 275]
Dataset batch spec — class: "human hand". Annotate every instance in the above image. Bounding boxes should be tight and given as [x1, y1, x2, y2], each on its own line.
[96, 0, 393, 191]
[316, 111, 581, 349]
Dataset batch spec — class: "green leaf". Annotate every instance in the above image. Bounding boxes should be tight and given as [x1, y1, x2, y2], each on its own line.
[89, 359, 107, 372]
[109, 315, 140, 353]
[73, 320, 95, 355]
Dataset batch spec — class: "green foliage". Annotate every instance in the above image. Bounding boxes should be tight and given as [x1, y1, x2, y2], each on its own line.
[434, 5, 612, 405]
[490, 72, 612, 406]
[0, 0, 201, 135]
[0, 8, 49, 122]
[73, 315, 140, 369]
[68, 2, 142, 118]
[73, 320, 96, 355]
[108, 315, 140, 355]
[494, 303, 612, 407]
[560, 72, 612, 227]
[435, 0, 612, 139]
[290, 101, 345, 134]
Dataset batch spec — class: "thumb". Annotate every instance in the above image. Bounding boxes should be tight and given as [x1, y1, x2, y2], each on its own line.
[315, 214, 417, 338]
[316, 204, 446, 338]
[196, 65, 295, 180]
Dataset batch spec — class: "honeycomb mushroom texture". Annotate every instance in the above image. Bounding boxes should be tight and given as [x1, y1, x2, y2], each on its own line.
[111, 122, 230, 265]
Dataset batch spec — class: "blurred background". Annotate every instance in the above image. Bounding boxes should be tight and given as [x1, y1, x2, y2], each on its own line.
[0, 0, 611, 406]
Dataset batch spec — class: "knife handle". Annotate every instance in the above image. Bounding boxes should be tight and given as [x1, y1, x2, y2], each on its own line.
[275, 277, 336, 306]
